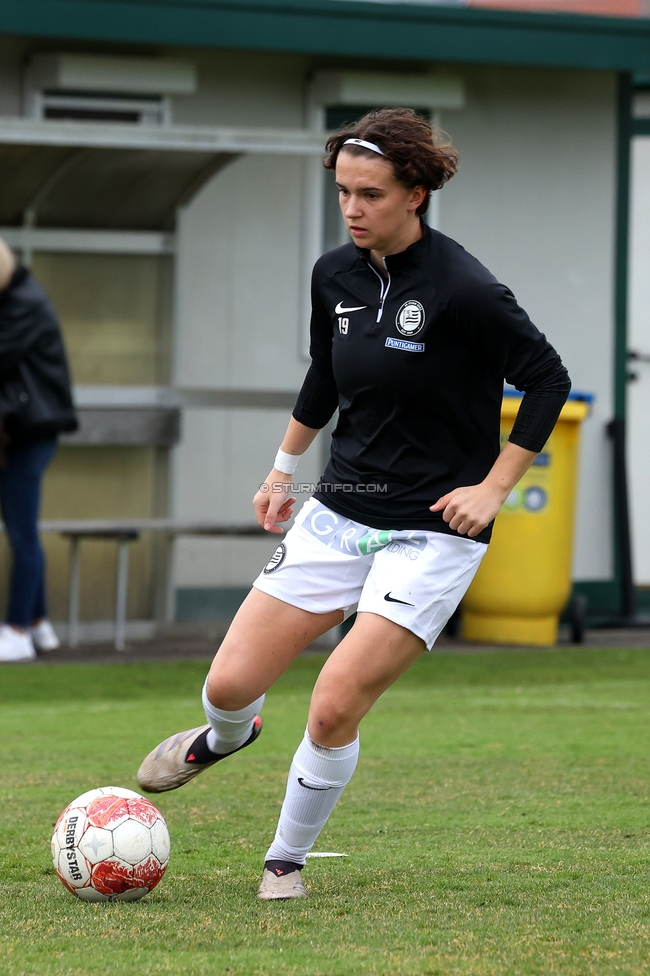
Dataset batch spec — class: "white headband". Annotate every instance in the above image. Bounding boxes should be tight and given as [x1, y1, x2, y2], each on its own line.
[342, 138, 385, 157]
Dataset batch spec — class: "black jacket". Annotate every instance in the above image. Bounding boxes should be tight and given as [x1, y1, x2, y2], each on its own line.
[0, 265, 77, 444]
[293, 224, 570, 542]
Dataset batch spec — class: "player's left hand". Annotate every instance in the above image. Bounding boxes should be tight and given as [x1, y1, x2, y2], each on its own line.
[430, 482, 508, 538]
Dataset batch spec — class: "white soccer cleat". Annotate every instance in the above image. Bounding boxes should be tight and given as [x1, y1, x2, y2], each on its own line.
[0, 625, 37, 663]
[30, 619, 60, 652]
[137, 716, 263, 794]
[257, 863, 308, 901]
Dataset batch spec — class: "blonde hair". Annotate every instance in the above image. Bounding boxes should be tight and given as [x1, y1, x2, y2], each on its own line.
[0, 237, 16, 292]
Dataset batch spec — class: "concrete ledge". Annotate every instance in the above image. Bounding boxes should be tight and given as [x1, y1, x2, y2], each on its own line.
[60, 407, 181, 446]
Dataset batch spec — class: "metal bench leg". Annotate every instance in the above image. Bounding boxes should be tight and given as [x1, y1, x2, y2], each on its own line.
[68, 537, 80, 648]
[115, 539, 130, 652]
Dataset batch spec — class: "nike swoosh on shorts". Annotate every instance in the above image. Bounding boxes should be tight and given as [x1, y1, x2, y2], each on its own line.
[384, 592, 415, 606]
[335, 302, 367, 314]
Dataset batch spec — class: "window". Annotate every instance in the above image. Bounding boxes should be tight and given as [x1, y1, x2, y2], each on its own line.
[36, 91, 169, 126]
[23, 54, 196, 126]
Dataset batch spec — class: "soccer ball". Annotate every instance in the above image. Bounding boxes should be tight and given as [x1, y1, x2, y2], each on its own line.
[51, 786, 170, 902]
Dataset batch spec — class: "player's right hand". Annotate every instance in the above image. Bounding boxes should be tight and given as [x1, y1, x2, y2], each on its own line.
[253, 469, 297, 533]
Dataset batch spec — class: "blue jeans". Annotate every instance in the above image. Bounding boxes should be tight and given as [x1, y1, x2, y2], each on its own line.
[0, 436, 57, 628]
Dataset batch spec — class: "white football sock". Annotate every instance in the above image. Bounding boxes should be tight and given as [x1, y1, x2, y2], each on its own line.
[202, 680, 265, 754]
[265, 729, 360, 865]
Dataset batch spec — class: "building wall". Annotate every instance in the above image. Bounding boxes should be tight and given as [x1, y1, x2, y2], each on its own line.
[171, 50, 318, 608]
[439, 66, 617, 580]
[169, 49, 308, 129]
[0, 38, 618, 624]
[173, 151, 323, 601]
[0, 37, 177, 626]
[31, 254, 172, 620]
[173, 56, 616, 602]
[174, 154, 308, 393]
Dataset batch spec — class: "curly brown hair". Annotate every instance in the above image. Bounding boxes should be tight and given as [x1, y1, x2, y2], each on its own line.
[323, 107, 459, 216]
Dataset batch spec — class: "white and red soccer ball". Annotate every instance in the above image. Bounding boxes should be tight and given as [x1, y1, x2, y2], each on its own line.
[51, 787, 170, 902]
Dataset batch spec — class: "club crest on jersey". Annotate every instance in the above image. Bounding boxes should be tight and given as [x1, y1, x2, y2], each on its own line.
[263, 543, 286, 574]
[395, 301, 425, 337]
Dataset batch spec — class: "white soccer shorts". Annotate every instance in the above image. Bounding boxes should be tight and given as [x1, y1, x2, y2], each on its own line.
[253, 498, 487, 650]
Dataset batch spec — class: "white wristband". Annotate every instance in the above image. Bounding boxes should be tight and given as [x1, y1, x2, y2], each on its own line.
[274, 448, 300, 475]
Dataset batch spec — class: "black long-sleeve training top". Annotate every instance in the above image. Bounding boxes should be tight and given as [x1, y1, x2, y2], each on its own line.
[293, 223, 570, 544]
[0, 265, 77, 444]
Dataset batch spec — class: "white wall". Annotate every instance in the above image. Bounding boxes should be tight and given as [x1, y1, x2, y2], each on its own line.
[440, 66, 617, 580]
[175, 153, 308, 391]
[173, 147, 322, 587]
[173, 408, 321, 587]
[168, 49, 308, 129]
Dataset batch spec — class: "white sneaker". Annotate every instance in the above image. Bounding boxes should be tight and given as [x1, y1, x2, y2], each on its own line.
[0, 625, 37, 663]
[30, 619, 60, 652]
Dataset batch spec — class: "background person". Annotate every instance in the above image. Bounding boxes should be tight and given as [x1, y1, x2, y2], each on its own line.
[138, 109, 571, 900]
[0, 238, 77, 663]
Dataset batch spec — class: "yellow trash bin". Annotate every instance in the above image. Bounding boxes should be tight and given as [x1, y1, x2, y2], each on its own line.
[461, 391, 591, 647]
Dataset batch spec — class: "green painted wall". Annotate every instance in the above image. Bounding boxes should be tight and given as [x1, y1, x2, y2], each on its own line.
[1, 0, 650, 73]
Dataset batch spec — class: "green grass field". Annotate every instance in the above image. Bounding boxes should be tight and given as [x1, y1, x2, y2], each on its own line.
[1, 646, 650, 976]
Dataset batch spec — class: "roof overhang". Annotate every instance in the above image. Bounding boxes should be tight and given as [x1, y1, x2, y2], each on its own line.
[0, 118, 323, 230]
[1, 0, 650, 74]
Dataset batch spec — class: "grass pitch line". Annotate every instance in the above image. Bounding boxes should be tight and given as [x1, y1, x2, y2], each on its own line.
[306, 852, 349, 858]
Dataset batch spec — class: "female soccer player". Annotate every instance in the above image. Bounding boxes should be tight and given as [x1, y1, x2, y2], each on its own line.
[138, 108, 570, 900]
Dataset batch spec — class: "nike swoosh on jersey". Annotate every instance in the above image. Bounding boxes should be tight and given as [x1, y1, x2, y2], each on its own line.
[384, 592, 415, 606]
[335, 302, 367, 314]
[298, 777, 333, 791]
